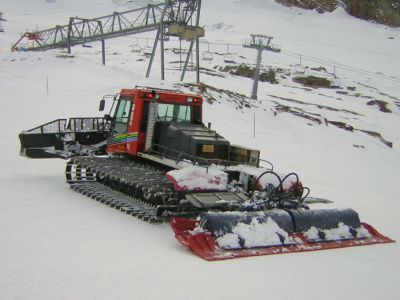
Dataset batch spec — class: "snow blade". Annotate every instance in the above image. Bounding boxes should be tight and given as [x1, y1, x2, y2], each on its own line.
[171, 210, 394, 261]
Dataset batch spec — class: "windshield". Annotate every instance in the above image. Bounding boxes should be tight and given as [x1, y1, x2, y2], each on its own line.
[158, 103, 192, 122]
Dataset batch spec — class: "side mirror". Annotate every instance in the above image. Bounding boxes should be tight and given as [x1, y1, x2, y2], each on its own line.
[99, 99, 106, 112]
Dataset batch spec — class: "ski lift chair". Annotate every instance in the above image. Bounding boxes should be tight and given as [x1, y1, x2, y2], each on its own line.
[224, 53, 235, 63]
[293, 64, 305, 75]
[202, 51, 213, 61]
[143, 47, 153, 56]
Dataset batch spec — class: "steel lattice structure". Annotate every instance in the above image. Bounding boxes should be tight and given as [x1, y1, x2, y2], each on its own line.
[12, 0, 204, 82]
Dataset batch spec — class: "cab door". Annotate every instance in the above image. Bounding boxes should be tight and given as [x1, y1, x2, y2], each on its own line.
[107, 96, 135, 154]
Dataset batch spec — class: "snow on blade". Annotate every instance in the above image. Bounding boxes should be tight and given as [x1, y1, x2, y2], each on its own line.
[167, 165, 228, 191]
[304, 223, 373, 242]
[216, 217, 294, 249]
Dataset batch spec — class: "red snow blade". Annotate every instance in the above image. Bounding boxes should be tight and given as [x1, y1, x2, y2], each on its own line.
[171, 218, 395, 261]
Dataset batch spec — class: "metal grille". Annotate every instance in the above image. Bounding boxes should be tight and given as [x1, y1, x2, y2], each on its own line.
[145, 102, 159, 151]
[25, 119, 67, 134]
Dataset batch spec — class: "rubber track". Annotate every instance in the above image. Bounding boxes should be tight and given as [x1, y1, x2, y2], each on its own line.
[66, 156, 178, 223]
[69, 181, 162, 223]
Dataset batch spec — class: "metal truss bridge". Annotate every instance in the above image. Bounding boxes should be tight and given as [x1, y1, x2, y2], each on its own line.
[12, 0, 204, 81]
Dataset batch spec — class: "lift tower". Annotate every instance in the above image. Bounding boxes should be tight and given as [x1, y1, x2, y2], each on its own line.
[243, 34, 280, 100]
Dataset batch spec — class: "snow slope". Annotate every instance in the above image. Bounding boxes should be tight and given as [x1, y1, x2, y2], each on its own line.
[1, 0, 399, 299]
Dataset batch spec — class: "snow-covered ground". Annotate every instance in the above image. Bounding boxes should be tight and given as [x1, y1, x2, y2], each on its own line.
[1, 0, 399, 299]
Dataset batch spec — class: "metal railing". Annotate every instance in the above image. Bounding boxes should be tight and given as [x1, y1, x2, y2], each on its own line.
[68, 117, 110, 132]
[23, 117, 110, 134]
[23, 119, 67, 134]
[146, 143, 273, 172]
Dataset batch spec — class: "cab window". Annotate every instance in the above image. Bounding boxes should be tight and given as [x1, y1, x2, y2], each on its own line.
[114, 97, 133, 134]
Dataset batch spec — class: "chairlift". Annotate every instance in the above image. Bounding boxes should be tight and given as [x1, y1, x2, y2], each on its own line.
[143, 47, 153, 56]
[328, 66, 341, 88]
[142, 38, 153, 56]
[293, 64, 305, 75]
[129, 37, 142, 53]
[131, 44, 142, 53]
[172, 48, 182, 54]
[223, 43, 236, 63]
[330, 75, 341, 88]
[223, 53, 235, 63]
[172, 47, 188, 55]
[202, 42, 213, 61]
[267, 44, 281, 53]
[202, 51, 213, 61]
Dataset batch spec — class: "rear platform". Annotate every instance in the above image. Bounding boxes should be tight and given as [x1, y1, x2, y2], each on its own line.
[19, 118, 110, 159]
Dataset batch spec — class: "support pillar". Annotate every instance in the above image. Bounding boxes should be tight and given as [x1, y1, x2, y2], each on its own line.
[146, 28, 160, 78]
[251, 42, 263, 100]
[67, 17, 73, 54]
[180, 39, 195, 81]
[98, 21, 106, 65]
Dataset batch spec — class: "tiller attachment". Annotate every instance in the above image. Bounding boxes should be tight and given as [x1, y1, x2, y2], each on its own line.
[171, 209, 394, 261]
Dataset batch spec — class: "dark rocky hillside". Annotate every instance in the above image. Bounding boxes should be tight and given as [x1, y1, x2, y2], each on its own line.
[275, 0, 400, 26]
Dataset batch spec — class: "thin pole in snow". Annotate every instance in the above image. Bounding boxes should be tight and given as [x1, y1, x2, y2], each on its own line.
[179, 39, 182, 71]
[253, 111, 256, 139]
